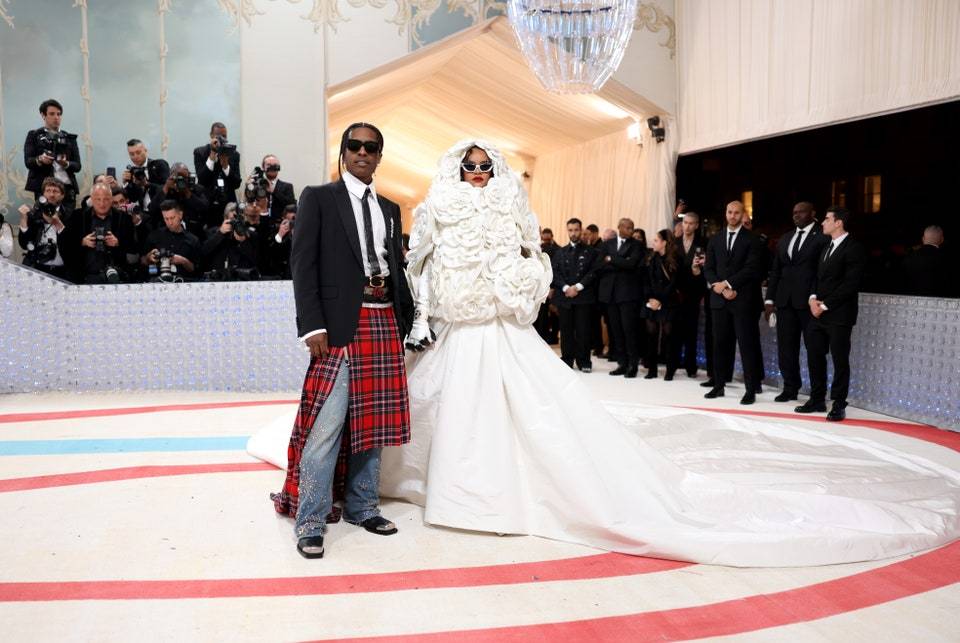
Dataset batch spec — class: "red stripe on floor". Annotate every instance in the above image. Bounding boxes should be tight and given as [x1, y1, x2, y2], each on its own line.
[317, 541, 960, 642]
[0, 462, 274, 492]
[0, 553, 688, 602]
[0, 399, 299, 424]
[681, 406, 960, 451]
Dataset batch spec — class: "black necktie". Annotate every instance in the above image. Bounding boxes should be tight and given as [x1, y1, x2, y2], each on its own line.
[361, 187, 381, 276]
[823, 241, 835, 262]
[790, 229, 805, 258]
[727, 231, 735, 252]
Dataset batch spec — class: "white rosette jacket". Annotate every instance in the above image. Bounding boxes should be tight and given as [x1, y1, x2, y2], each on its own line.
[405, 140, 552, 326]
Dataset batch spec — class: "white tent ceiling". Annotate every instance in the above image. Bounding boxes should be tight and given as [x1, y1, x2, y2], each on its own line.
[327, 17, 660, 220]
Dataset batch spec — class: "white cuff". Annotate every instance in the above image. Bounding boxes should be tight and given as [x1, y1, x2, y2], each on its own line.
[299, 329, 327, 342]
[205, 157, 214, 171]
[574, 283, 584, 291]
[724, 280, 732, 289]
[274, 233, 282, 244]
[764, 300, 773, 306]
[820, 303, 828, 311]
[809, 294, 817, 301]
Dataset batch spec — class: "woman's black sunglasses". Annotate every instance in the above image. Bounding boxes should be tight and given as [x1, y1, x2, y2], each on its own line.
[461, 162, 493, 173]
[346, 139, 381, 154]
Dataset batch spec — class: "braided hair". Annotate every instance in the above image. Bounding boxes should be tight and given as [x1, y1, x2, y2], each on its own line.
[337, 122, 384, 180]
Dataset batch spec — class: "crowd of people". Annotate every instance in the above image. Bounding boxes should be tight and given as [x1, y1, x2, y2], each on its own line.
[538, 199, 873, 421]
[15, 99, 297, 284]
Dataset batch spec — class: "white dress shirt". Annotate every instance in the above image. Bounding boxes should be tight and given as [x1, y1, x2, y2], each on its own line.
[788, 221, 816, 259]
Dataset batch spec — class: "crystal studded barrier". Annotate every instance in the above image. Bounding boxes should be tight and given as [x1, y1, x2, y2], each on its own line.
[1, 258, 958, 430]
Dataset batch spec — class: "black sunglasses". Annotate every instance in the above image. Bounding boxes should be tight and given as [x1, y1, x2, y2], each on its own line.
[346, 139, 381, 154]
[461, 162, 493, 173]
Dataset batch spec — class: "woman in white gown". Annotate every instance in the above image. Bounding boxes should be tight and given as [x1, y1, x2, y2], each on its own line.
[250, 139, 960, 567]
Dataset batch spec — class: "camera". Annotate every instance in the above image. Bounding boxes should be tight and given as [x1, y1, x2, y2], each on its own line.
[37, 130, 76, 158]
[227, 203, 253, 238]
[157, 247, 176, 281]
[93, 222, 111, 253]
[126, 164, 147, 182]
[173, 174, 196, 192]
[28, 196, 59, 226]
[214, 134, 237, 155]
[245, 166, 269, 201]
[23, 239, 57, 267]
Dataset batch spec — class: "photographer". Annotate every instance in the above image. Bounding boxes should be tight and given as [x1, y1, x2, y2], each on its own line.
[193, 122, 241, 228]
[259, 154, 296, 218]
[147, 162, 209, 237]
[141, 200, 200, 282]
[201, 202, 259, 281]
[122, 138, 170, 208]
[63, 183, 135, 284]
[237, 192, 276, 277]
[16, 177, 71, 280]
[269, 204, 296, 278]
[23, 99, 81, 208]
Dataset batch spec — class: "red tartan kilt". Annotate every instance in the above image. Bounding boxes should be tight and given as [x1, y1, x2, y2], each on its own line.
[272, 306, 411, 518]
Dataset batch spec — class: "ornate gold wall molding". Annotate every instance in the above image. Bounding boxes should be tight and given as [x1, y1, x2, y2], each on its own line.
[636, 2, 676, 59]
[0, 0, 14, 29]
[158, 0, 171, 156]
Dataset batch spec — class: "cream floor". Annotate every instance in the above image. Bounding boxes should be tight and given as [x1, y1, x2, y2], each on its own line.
[1, 362, 959, 642]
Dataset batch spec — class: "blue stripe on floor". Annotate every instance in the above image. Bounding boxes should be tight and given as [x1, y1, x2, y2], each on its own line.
[0, 436, 250, 456]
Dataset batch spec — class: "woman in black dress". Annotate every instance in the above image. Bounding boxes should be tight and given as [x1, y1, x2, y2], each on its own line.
[643, 229, 680, 380]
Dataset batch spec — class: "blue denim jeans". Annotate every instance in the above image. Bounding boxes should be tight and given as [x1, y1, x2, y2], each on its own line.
[295, 358, 383, 538]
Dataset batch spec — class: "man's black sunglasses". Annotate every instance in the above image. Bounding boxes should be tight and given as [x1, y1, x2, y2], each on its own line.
[346, 139, 381, 154]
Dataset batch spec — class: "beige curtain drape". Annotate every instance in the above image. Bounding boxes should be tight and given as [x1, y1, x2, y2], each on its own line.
[677, 0, 960, 153]
[528, 126, 677, 244]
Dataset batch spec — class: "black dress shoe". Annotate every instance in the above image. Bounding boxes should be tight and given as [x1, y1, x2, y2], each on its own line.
[740, 391, 756, 405]
[297, 535, 325, 559]
[686, 369, 697, 378]
[700, 379, 716, 388]
[774, 390, 798, 402]
[644, 370, 657, 379]
[794, 400, 827, 414]
[578, 366, 592, 373]
[609, 366, 627, 376]
[704, 387, 725, 399]
[753, 386, 763, 395]
[664, 370, 675, 381]
[826, 403, 847, 422]
[625, 366, 639, 378]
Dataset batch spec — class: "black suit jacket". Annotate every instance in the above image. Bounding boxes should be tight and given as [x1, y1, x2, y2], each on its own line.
[812, 237, 867, 327]
[269, 179, 297, 218]
[596, 237, 645, 304]
[766, 226, 831, 309]
[676, 235, 706, 298]
[703, 227, 765, 311]
[901, 245, 949, 297]
[550, 242, 599, 307]
[193, 145, 242, 205]
[291, 180, 414, 346]
[23, 128, 82, 194]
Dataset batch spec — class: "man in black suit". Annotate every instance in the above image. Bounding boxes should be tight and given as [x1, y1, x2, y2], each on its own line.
[703, 201, 765, 404]
[279, 123, 413, 559]
[23, 99, 81, 209]
[121, 138, 169, 209]
[795, 206, 867, 422]
[147, 163, 209, 238]
[674, 211, 707, 377]
[534, 228, 561, 344]
[193, 122, 242, 228]
[258, 154, 297, 219]
[764, 202, 831, 402]
[551, 217, 600, 372]
[598, 217, 645, 377]
[901, 225, 949, 297]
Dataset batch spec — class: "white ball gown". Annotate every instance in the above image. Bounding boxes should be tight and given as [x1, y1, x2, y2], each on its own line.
[248, 140, 960, 567]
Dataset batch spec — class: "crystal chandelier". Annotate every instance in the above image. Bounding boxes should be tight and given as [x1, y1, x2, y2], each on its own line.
[507, 0, 639, 94]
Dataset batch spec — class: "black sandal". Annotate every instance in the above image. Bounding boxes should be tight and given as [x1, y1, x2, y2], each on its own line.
[348, 515, 398, 535]
[297, 535, 325, 559]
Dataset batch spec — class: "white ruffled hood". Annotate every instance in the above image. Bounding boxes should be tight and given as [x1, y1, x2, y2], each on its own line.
[406, 139, 552, 326]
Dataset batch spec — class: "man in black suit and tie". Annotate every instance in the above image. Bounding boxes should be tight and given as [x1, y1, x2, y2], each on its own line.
[23, 99, 82, 209]
[764, 202, 830, 402]
[551, 217, 600, 372]
[259, 154, 297, 219]
[795, 206, 867, 422]
[598, 217, 645, 377]
[275, 123, 414, 559]
[703, 201, 765, 404]
[121, 138, 170, 209]
[193, 122, 242, 228]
